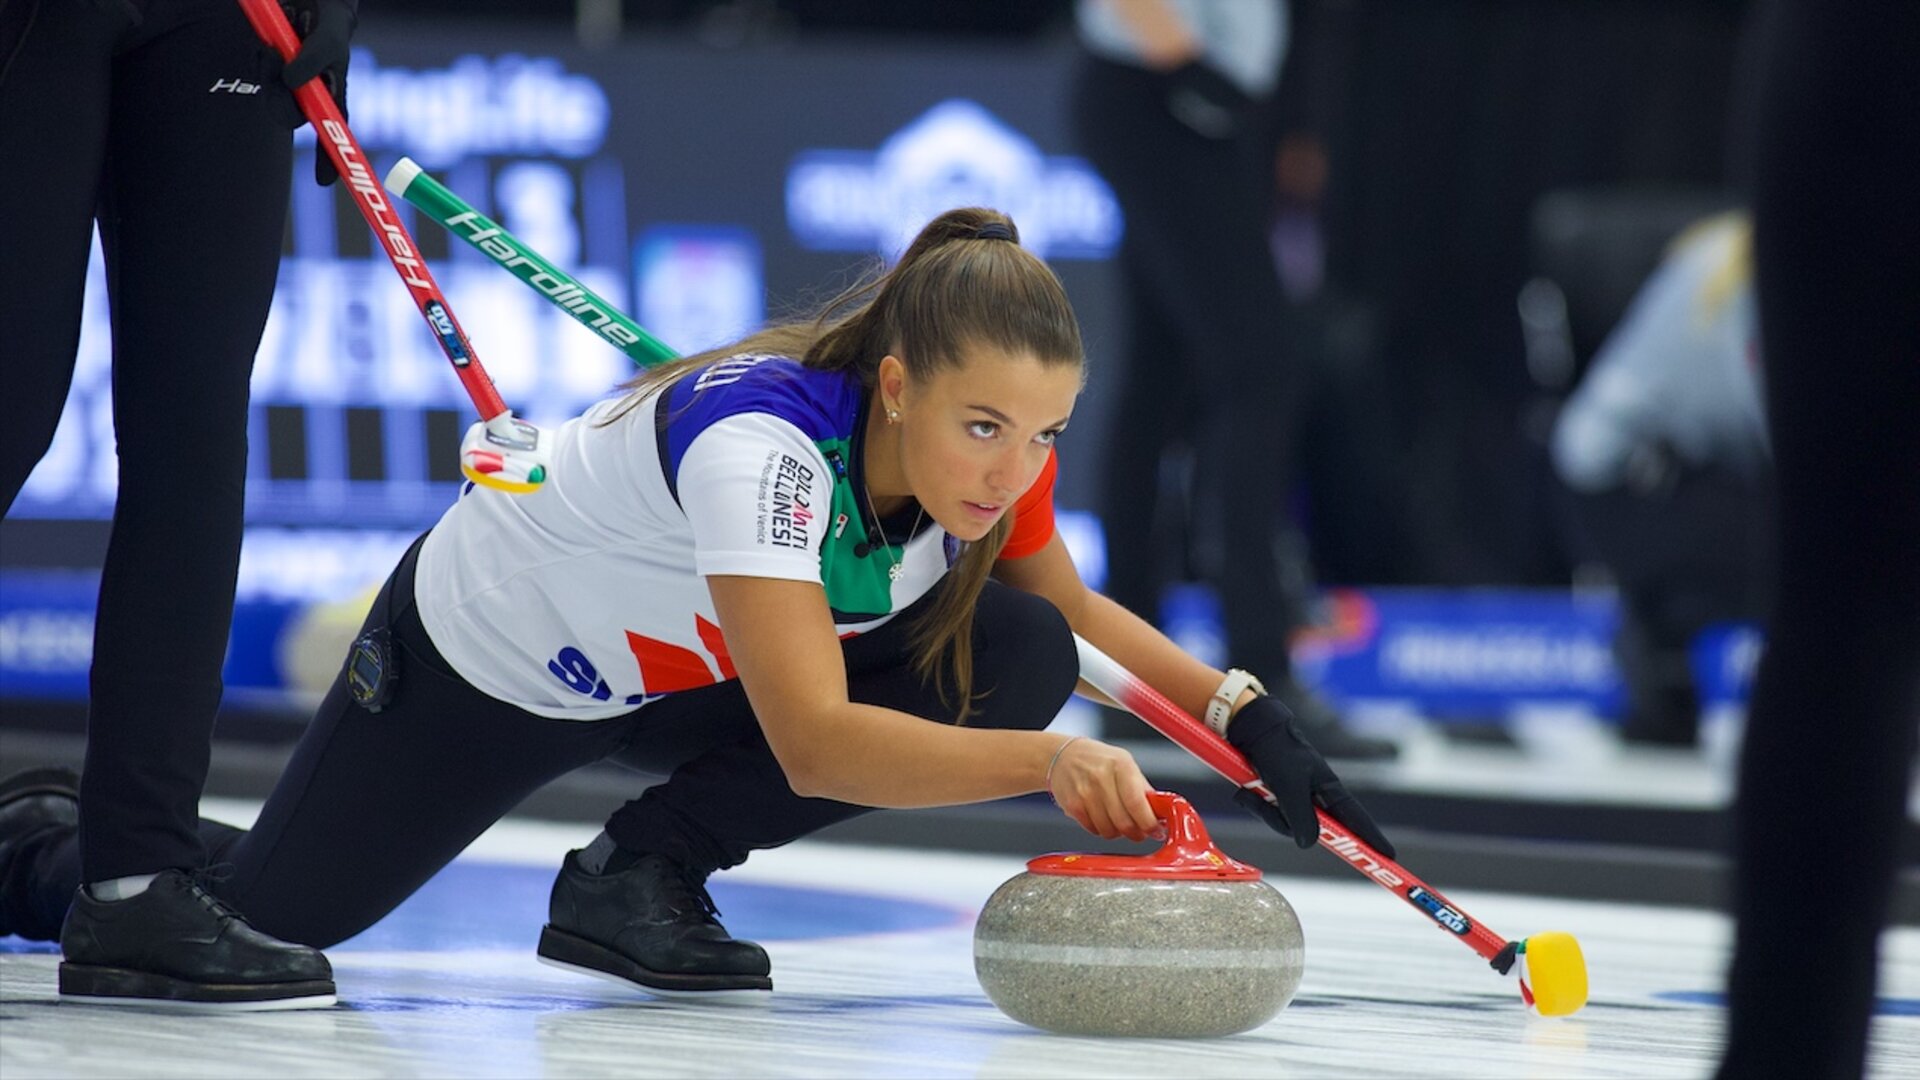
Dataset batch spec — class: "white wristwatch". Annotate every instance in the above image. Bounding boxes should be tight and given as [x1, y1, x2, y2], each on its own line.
[1205, 668, 1267, 737]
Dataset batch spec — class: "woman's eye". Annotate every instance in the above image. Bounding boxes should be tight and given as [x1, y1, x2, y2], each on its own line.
[1035, 429, 1060, 446]
[968, 421, 998, 439]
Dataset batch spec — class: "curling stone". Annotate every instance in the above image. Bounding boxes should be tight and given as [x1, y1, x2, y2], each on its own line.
[973, 791, 1304, 1038]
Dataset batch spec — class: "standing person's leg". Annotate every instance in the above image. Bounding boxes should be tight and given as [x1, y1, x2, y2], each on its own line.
[1720, 2, 1920, 1077]
[1134, 136, 1304, 690]
[1098, 251, 1192, 630]
[1071, 54, 1195, 632]
[34, 3, 331, 1007]
[78, 1, 291, 889]
[0, 0, 117, 510]
[537, 581, 1080, 992]
[1098, 75, 1390, 758]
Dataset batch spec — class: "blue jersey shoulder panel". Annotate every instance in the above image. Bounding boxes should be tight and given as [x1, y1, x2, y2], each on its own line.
[659, 356, 862, 492]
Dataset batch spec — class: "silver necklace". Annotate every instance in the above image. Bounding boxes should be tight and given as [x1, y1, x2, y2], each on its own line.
[862, 485, 926, 582]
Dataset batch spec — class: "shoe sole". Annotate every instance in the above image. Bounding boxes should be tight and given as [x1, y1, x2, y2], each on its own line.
[536, 925, 772, 994]
[59, 962, 336, 1009]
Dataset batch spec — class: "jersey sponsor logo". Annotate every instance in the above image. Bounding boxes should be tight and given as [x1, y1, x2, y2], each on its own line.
[208, 78, 263, 95]
[756, 451, 816, 550]
[693, 354, 780, 392]
[549, 616, 738, 703]
[626, 615, 736, 694]
[547, 645, 618, 702]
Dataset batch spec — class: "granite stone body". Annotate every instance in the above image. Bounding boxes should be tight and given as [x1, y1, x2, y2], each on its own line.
[973, 871, 1305, 1037]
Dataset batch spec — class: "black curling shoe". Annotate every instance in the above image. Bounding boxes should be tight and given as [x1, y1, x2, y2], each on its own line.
[59, 870, 336, 1009]
[538, 850, 772, 993]
[0, 767, 80, 939]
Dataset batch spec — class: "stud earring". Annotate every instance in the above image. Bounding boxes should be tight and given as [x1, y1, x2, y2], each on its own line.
[887, 409, 899, 424]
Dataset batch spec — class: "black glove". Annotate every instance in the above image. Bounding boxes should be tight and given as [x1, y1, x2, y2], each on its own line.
[1164, 59, 1252, 139]
[279, 0, 356, 186]
[1226, 694, 1396, 859]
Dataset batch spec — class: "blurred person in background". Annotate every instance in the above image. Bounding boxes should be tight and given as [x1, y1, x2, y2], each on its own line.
[1719, 1, 1919, 1076]
[0, 0, 355, 1007]
[1551, 213, 1772, 748]
[1265, 125, 1413, 594]
[1069, 0, 1392, 759]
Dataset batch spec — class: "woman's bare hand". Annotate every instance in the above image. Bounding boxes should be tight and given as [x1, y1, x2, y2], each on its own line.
[1046, 737, 1159, 840]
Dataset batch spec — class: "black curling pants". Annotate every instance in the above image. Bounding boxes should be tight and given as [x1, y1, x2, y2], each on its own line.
[1720, 2, 1920, 1078]
[1069, 54, 1307, 683]
[3, 541, 1081, 947]
[0, 0, 293, 882]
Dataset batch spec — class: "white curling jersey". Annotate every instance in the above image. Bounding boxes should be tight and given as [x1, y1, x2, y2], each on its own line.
[414, 355, 1059, 718]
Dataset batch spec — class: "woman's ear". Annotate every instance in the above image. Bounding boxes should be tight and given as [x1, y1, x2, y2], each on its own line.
[877, 354, 909, 414]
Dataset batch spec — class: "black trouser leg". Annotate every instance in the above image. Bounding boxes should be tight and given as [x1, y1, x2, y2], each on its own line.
[1071, 55, 1305, 680]
[603, 581, 1080, 876]
[220, 567, 632, 949]
[7, 544, 633, 948]
[0, 0, 116, 512]
[79, 4, 293, 882]
[1721, 3, 1920, 1077]
[1096, 242, 1195, 625]
[1, 2, 297, 883]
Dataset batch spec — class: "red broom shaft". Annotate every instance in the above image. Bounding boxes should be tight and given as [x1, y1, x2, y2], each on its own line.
[235, 0, 509, 423]
[1078, 636, 1512, 963]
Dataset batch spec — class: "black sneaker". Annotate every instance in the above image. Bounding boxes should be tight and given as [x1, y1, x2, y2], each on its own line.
[58, 869, 335, 1009]
[0, 767, 80, 939]
[1274, 679, 1400, 761]
[538, 850, 771, 993]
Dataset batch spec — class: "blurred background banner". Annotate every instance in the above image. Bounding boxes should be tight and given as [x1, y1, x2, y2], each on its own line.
[7, 26, 1124, 540]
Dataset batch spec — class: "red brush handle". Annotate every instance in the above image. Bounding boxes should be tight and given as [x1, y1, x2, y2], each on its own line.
[1073, 635, 1513, 966]
[235, 0, 509, 423]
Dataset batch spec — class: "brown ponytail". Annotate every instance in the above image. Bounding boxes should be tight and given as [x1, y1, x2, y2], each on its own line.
[607, 208, 1084, 719]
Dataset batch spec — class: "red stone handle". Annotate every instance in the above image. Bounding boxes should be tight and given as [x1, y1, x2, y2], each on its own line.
[1145, 790, 1212, 858]
[1027, 790, 1261, 879]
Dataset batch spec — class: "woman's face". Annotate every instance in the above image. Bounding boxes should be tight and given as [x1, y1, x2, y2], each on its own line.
[893, 346, 1082, 542]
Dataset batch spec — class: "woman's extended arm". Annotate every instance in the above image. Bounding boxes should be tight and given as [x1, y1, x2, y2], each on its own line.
[706, 573, 1158, 838]
[993, 532, 1255, 720]
[994, 532, 1396, 857]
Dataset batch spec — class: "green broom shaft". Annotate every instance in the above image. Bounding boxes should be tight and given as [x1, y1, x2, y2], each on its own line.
[384, 157, 680, 368]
